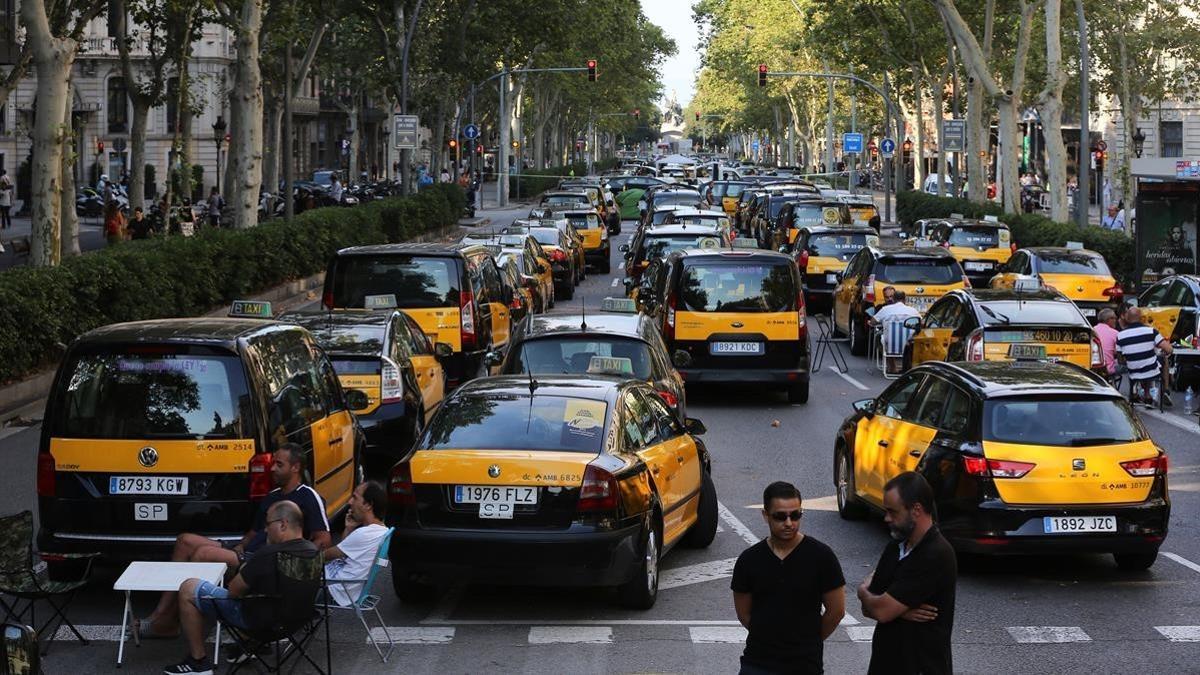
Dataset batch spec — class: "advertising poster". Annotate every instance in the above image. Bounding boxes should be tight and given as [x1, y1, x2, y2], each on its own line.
[1135, 182, 1198, 289]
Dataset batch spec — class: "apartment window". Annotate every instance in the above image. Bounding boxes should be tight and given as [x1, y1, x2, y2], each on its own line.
[166, 77, 179, 133]
[1160, 121, 1183, 158]
[107, 0, 123, 39]
[0, 0, 15, 64]
[107, 77, 129, 133]
[0, 102, 6, 135]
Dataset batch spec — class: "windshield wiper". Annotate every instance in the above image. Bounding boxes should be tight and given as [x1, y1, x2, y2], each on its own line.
[979, 305, 1011, 324]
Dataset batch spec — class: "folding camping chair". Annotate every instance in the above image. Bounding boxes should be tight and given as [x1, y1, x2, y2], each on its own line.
[812, 315, 849, 374]
[879, 319, 915, 379]
[321, 527, 396, 662]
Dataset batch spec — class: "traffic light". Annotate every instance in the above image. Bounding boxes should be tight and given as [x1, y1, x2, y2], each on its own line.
[511, 140, 520, 149]
[757, 64, 768, 87]
[448, 139, 458, 150]
[587, 59, 597, 82]
[695, 112, 700, 122]
[97, 140, 105, 155]
[633, 109, 640, 120]
[1094, 150, 1106, 172]
[476, 144, 483, 155]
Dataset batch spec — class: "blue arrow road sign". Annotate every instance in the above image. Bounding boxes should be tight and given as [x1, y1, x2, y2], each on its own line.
[463, 124, 480, 140]
[880, 137, 896, 157]
[842, 132, 863, 154]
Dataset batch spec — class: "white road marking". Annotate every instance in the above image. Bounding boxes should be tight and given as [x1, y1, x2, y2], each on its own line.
[659, 557, 737, 590]
[743, 496, 839, 512]
[368, 627, 456, 644]
[619, 261, 625, 270]
[1155, 626, 1200, 642]
[1138, 408, 1198, 433]
[1163, 551, 1200, 575]
[845, 626, 875, 643]
[1006, 626, 1091, 643]
[717, 501, 761, 546]
[690, 626, 746, 643]
[1171, 482, 1200, 492]
[611, 278, 620, 287]
[833, 369, 870, 391]
[528, 626, 612, 644]
[53, 625, 233, 644]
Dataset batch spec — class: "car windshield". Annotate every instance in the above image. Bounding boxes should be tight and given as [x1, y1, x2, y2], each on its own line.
[654, 193, 701, 208]
[642, 234, 725, 260]
[55, 352, 248, 439]
[508, 337, 653, 379]
[1038, 252, 1111, 275]
[680, 262, 796, 313]
[524, 228, 560, 247]
[768, 200, 793, 219]
[876, 258, 962, 284]
[330, 255, 458, 309]
[791, 204, 827, 227]
[808, 233, 878, 259]
[983, 397, 1144, 446]
[949, 226, 1001, 247]
[543, 195, 588, 208]
[567, 213, 602, 230]
[423, 394, 609, 453]
[976, 301, 1084, 326]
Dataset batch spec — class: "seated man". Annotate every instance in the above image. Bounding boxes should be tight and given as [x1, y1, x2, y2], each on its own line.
[139, 443, 330, 638]
[163, 500, 318, 675]
[324, 481, 390, 607]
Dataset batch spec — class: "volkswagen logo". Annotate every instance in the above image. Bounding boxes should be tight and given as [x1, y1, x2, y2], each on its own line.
[138, 446, 159, 468]
[730, 321, 744, 328]
[488, 464, 501, 478]
[1072, 458, 1086, 471]
[915, 287, 925, 294]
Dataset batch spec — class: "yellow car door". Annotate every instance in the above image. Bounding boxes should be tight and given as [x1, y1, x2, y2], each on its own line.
[640, 390, 702, 545]
[394, 313, 445, 422]
[909, 298, 963, 365]
[834, 255, 864, 333]
[311, 357, 356, 516]
[854, 375, 925, 503]
[476, 257, 511, 349]
[624, 391, 679, 522]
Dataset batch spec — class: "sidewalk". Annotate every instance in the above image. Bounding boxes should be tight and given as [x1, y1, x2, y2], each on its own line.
[0, 213, 108, 270]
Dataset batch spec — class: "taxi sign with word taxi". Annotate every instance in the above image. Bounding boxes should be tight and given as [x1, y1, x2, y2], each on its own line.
[587, 356, 634, 376]
[880, 138, 896, 158]
[229, 300, 273, 318]
[463, 124, 480, 140]
[601, 297, 638, 313]
[842, 132, 864, 154]
[365, 294, 398, 310]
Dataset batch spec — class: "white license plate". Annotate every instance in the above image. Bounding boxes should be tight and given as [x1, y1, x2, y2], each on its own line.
[1043, 515, 1116, 534]
[910, 297, 934, 312]
[109, 476, 188, 495]
[134, 503, 168, 521]
[1079, 308, 1096, 317]
[455, 485, 538, 520]
[825, 273, 838, 284]
[710, 341, 765, 355]
[965, 261, 993, 272]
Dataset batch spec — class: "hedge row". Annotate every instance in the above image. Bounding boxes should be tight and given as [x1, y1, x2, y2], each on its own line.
[0, 183, 466, 383]
[895, 190, 1135, 288]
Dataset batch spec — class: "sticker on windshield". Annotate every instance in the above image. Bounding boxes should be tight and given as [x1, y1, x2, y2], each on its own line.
[698, 236, 721, 249]
[822, 207, 841, 224]
[562, 399, 607, 442]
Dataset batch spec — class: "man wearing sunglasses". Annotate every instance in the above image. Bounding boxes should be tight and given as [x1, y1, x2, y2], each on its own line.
[731, 481, 846, 674]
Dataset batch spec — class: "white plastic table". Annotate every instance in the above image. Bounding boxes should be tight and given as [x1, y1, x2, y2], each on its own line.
[113, 561, 228, 667]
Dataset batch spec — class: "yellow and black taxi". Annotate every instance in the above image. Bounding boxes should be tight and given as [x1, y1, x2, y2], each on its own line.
[547, 217, 589, 282]
[492, 298, 687, 417]
[277, 307, 450, 474]
[322, 243, 513, 386]
[906, 218, 1014, 286]
[792, 225, 880, 312]
[833, 246, 969, 355]
[705, 180, 754, 216]
[561, 179, 621, 234]
[488, 232, 555, 311]
[990, 247, 1123, 320]
[562, 208, 612, 273]
[506, 223, 580, 300]
[620, 223, 731, 291]
[640, 188, 704, 229]
[386, 376, 717, 608]
[496, 249, 544, 316]
[838, 195, 881, 232]
[1139, 274, 1200, 388]
[38, 303, 364, 557]
[772, 199, 852, 249]
[834, 360, 1169, 570]
[639, 248, 810, 403]
[904, 286, 1104, 371]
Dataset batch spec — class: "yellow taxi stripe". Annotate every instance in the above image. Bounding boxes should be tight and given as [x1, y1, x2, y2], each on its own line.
[49, 438, 256, 473]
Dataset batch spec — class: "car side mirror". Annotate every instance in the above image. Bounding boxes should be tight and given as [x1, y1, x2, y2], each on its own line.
[672, 349, 693, 368]
[903, 316, 922, 330]
[685, 417, 707, 436]
[852, 398, 875, 417]
[484, 350, 504, 367]
[434, 342, 454, 359]
[835, 271, 844, 281]
[619, 244, 630, 253]
[898, 232, 908, 240]
[345, 389, 371, 412]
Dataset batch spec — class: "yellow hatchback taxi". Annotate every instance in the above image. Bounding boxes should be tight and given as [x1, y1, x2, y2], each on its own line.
[990, 247, 1123, 320]
[910, 218, 1013, 286]
[832, 246, 969, 355]
[792, 225, 879, 312]
[37, 306, 364, 558]
[563, 209, 612, 273]
[323, 243, 513, 386]
[834, 361, 1168, 570]
[386, 376, 717, 608]
[905, 286, 1104, 372]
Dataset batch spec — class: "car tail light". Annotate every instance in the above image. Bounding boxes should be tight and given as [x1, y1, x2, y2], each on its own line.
[962, 456, 1035, 478]
[1102, 283, 1124, 299]
[388, 461, 416, 505]
[797, 249, 810, 270]
[1090, 337, 1104, 370]
[796, 287, 807, 337]
[664, 293, 677, 340]
[1120, 455, 1168, 477]
[577, 463, 619, 512]
[1010, 243, 1018, 252]
[550, 249, 567, 262]
[962, 275, 972, 288]
[657, 389, 678, 408]
[966, 330, 985, 361]
[248, 453, 274, 499]
[37, 453, 55, 497]
[322, 291, 334, 310]
[509, 291, 523, 310]
[381, 356, 403, 403]
[864, 274, 876, 304]
[460, 288, 476, 350]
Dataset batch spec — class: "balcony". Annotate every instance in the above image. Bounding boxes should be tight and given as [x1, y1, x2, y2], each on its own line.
[293, 96, 320, 117]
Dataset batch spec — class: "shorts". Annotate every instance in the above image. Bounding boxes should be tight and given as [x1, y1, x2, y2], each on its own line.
[194, 580, 248, 629]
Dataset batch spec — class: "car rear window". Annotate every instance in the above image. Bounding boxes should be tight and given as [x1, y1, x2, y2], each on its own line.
[949, 226, 1000, 247]
[680, 262, 796, 313]
[330, 358, 380, 375]
[543, 195, 588, 208]
[641, 234, 725, 260]
[567, 213, 602, 230]
[508, 337, 653, 379]
[983, 398, 1144, 446]
[654, 193, 701, 208]
[331, 255, 459, 309]
[725, 184, 747, 198]
[876, 258, 962, 284]
[424, 394, 608, 453]
[54, 352, 248, 439]
[1037, 252, 1111, 275]
[975, 301, 1086, 327]
[791, 204, 827, 227]
[808, 233, 878, 259]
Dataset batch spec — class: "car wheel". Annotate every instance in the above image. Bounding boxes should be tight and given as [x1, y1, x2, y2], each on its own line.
[619, 516, 660, 609]
[1114, 551, 1158, 571]
[787, 380, 809, 404]
[835, 446, 868, 520]
[392, 569, 437, 603]
[602, 258, 612, 274]
[682, 470, 718, 548]
[849, 312, 868, 356]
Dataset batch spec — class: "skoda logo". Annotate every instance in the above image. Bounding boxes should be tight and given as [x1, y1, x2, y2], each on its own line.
[488, 464, 501, 478]
[1076, 286, 1084, 292]
[1072, 458, 1086, 471]
[138, 446, 159, 468]
[730, 321, 744, 328]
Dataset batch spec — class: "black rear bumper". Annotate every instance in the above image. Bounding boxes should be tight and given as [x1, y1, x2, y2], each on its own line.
[944, 497, 1169, 555]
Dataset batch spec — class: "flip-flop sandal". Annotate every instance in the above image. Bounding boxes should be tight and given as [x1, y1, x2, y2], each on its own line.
[133, 618, 180, 641]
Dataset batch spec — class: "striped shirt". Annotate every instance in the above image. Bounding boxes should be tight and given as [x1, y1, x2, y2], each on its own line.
[1116, 323, 1165, 381]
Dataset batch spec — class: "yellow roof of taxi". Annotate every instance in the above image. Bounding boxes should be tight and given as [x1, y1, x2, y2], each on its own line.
[917, 361, 1113, 398]
[76, 318, 291, 346]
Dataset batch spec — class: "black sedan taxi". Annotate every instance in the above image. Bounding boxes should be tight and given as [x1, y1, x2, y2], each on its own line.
[386, 376, 717, 608]
[1139, 274, 1200, 389]
[834, 360, 1169, 570]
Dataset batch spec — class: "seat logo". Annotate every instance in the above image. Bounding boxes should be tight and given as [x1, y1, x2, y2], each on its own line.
[488, 464, 501, 478]
[730, 321, 744, 328]
[138, 446, 159, 468]
[1072, 458, 1086, 471]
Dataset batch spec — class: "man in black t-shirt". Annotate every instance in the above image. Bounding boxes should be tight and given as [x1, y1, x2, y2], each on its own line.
[164, 500, 318, 675]
[731, 481, 846, 675]
[857, 472, 957, 675]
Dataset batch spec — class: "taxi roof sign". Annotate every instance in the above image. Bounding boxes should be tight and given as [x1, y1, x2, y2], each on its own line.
[1012, 276, 1043, 293]
[229, 300, 273, 319]
[1065, 240, 1084, 250]
[601, 297, 638, 313]
[983, 214, 999, 223]
[732, 238, 759, 249]
[364, 294, 398, 310]
[587, 356, 634, 376]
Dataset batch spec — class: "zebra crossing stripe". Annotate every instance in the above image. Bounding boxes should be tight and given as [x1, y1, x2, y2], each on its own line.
[367, 627, 455, 644]
[1155, 626, 1200, 642]
[528, 626, 612, 644]
[1006, 626, 1091, 643]
[689, 626, 747, 644]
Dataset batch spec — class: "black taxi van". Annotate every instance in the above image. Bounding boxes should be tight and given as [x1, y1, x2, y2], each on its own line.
[37, 304, 365, 558]
[322, 243, 514, 386]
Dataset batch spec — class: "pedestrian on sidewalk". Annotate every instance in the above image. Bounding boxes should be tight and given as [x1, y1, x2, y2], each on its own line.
[128, 207, 153, 240]
[439, 168, 451, 183]
[731, 481, 846, 675]
[206, 187, 224, 228]
[1101, 204, 1125, 231]
[104, 201, 127, 245]
[0, 169, 13, 229]
[858, 472, 957, 675]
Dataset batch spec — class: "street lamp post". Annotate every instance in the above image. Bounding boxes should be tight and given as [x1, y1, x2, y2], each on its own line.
[1132, 127, 1146, 158]
[212, 115, 227, 195]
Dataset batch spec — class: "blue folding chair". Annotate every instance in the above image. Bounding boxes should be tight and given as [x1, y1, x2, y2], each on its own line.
[322, 527, 396, 662]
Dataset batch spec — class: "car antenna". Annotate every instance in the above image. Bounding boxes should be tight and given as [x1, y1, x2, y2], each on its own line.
[522, 344, 539, 395]
[580, 298, 588, 331]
